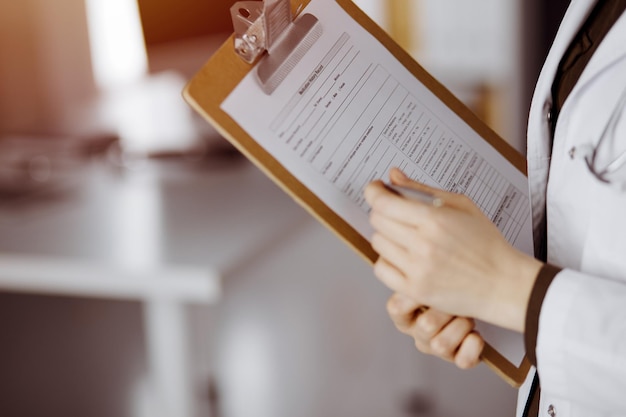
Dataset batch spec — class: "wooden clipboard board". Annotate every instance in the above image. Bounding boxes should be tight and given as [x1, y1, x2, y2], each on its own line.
[183, 0, 531, 388]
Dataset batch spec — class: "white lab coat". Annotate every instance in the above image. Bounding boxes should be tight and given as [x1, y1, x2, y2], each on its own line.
[516, 1, 626, 416]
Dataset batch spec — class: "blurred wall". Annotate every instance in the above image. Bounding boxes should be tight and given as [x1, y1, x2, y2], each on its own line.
[137, 0, 233, 46]
[136, 0, 233, 82]
[0, 0, 96, 134]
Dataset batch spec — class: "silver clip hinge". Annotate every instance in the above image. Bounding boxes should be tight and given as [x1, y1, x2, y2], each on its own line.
[231, 0, 291, 64]
[230, 0, 322, 94]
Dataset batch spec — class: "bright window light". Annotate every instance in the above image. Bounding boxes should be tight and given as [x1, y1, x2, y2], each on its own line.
[85, 0, 148, 89]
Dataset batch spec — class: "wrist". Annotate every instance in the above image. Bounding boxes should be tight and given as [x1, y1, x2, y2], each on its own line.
[486, 251, 543, 333]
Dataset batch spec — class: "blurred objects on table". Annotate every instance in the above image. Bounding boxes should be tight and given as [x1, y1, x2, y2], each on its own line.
[0, 133, 117, 198]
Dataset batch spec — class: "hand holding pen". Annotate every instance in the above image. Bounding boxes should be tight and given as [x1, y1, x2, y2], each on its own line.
[364, 168, 543, 367]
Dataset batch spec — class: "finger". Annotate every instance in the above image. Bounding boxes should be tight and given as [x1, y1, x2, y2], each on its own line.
[389, 167, 473, 212]
[365, 181, 433, 227]
[370, 211, 416, 250]
[429, 317, 476, 360]
[454, 331, 485, 369]
[373, 257, 407, 294]
[386, 293, 424, 333]
[389, 168, 437, 194]
[414, 337, 438, 357]
[363, 180, 392, 208]
[414, 308, 455, 340]
[371, 232, 411, 272]
[389, 167, 411, 184]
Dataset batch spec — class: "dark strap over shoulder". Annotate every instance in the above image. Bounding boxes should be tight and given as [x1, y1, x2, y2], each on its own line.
[550, 0, 626, 136]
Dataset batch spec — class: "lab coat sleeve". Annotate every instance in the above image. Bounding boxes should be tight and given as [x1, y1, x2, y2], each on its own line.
[536, 269, 626, 413]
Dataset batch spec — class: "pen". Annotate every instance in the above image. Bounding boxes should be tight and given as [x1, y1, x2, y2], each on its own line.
[385, 184, 444, 207]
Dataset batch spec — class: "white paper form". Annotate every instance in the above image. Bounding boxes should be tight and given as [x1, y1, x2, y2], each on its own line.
[222, 0, 533, 255]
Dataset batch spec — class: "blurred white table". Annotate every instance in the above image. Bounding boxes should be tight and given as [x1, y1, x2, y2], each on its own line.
[0, 156, 307, 417]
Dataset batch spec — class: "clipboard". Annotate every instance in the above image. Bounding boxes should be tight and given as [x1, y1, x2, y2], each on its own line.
[183, 0, 531, 387]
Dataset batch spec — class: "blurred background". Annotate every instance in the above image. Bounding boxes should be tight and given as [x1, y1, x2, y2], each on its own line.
[0, 0, 568, 416]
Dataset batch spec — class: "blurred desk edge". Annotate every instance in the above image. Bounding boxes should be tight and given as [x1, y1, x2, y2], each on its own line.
[0, 253, 221, 302]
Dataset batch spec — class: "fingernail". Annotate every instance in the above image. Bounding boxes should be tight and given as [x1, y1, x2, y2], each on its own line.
[390, 168, 410, 185]
[393, 168, 408, 179]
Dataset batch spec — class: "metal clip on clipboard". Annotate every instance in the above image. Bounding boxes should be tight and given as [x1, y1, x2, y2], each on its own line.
[230, 0, 323, 94]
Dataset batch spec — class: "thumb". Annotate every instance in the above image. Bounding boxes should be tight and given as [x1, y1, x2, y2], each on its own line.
[387, 293, 425, 331]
